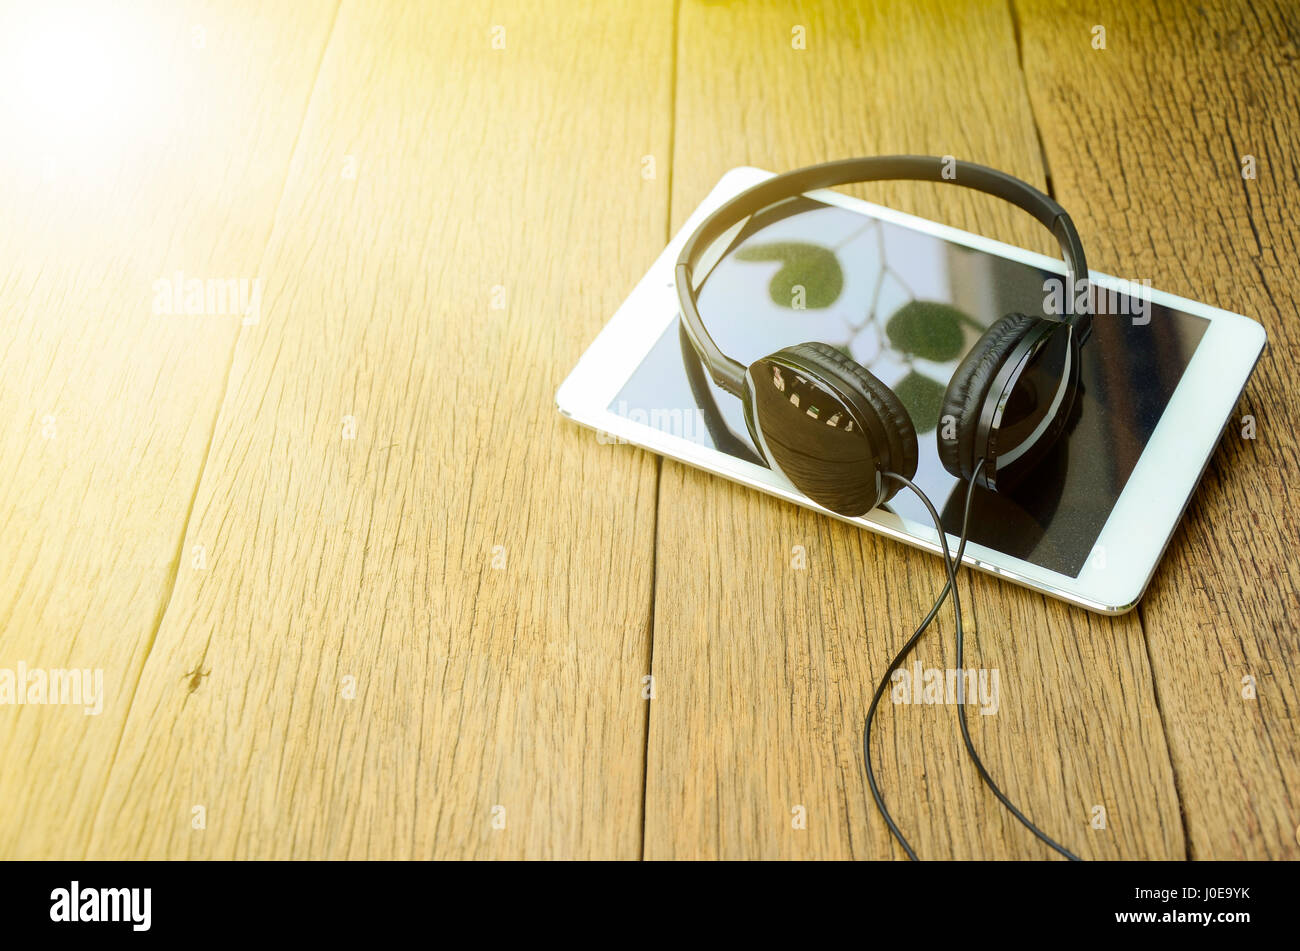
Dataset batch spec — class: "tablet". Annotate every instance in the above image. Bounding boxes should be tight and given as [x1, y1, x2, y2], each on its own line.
[556, 168, 1265, 614]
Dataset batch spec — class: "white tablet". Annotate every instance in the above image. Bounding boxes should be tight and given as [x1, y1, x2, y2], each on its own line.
[556, 168, 1265, 614]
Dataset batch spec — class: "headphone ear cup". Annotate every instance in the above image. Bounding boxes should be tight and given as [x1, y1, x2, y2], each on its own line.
[796, 342, 918, 485]
[787, 341, 918, 484]
[745, 341, 915, 515]
[937, 312, 1039, 480]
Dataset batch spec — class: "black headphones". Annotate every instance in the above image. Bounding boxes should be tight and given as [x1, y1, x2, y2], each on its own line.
[676, 156, 1093, 516]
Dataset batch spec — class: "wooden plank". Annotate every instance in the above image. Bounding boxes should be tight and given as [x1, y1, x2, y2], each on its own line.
[645, 0, 1182, 858]
[1016, 0, 1300, 858]
[85, 0, 672, 859]
[0, 0, 339, 859]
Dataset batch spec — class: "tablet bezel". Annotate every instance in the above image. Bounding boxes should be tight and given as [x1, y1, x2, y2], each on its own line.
[556, 167, 1266, 614]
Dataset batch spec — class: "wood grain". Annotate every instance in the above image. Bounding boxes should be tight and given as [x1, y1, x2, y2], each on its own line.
[1016, 0, 1300, 858]
[1, 0, 1290, 861]
[645, 0, 1182, 859]
[84, 0, 672, 859]
[0, 0, 339, 859]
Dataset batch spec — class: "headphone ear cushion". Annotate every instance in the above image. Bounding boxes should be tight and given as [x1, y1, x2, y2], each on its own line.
[937, 312, 1040, 479]
[796, 342, 919, 483]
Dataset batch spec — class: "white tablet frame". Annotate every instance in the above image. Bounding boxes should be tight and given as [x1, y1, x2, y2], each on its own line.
[556, 168, 1266, 614]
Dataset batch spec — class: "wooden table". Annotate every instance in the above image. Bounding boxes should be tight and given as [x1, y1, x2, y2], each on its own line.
[0, 0, 1295, 860]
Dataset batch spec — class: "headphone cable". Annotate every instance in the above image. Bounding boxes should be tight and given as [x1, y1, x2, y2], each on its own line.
[864, 461, 1080, 860]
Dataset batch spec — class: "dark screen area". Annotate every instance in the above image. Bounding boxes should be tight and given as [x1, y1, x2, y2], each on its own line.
[612, 198, 1207, 577]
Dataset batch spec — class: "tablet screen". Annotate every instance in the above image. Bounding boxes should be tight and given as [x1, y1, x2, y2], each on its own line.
[610, 197, 1209, 577]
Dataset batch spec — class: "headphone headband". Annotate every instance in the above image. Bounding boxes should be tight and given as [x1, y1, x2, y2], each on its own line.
[676, 156, 1091, 397]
